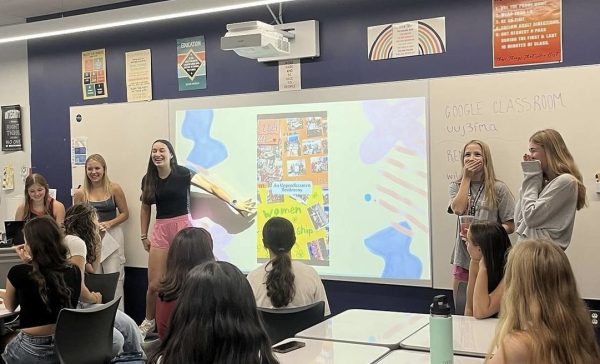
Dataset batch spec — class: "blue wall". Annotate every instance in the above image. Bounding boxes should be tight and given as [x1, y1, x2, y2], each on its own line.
[27, 0, 600, 320]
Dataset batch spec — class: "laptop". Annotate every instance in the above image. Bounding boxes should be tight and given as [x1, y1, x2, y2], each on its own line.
[3, 221, 25, 246]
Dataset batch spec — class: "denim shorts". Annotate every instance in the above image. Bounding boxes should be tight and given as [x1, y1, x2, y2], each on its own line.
[2, 331, 58, 364]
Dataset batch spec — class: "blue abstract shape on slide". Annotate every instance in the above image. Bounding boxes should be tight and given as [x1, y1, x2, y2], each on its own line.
[364, 221, 422, 279]
[181, 109, 228, 169]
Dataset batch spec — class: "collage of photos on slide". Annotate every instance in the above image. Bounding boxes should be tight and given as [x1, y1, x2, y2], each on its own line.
[257, 112, 330, 266]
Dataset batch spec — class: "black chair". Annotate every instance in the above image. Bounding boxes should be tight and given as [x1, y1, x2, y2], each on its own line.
[258, 301, 325, 344]
[85, 272, 120, 303]
[55, 297, 121, 364]
[454, 281, 468, 315]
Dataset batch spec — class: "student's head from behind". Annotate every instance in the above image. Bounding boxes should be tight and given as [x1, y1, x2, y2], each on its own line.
[529, 129, 586, 209]
[24, 173, 49, 203]
[491, 239, 600, 362]
[262, 216, 296, 254]
[23, 216, 68, 266]
[466, 221, 511, 292]
[262, 217, 297, 308]
[153, 261, 278, 364]
[64, 203, 101, 264]
[159, 227, 215, 302]
[84, 154, 111, 188]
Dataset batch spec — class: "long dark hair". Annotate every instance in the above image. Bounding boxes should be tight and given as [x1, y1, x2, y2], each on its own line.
[469, 221, 511, 292]
[141, 139, 178, 205]
[158, 227, 215, 302]
[22, 173, 51, 220]
[149, 261, 279, 364]
[23, 217, 75, 310]
[63, 203, 101, 265]
[263, 217, 296, 308]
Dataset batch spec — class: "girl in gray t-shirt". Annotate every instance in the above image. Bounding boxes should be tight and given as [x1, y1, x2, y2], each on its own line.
[448, 140, 515, 305]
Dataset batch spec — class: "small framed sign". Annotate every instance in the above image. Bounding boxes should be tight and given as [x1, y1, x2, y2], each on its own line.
[2, 105, 23, 151]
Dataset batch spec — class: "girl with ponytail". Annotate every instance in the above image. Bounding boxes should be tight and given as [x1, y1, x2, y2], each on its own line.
[247, 217, 330, 315]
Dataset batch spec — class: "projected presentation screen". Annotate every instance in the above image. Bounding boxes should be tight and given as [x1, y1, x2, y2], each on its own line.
[173, 96, 430, 284]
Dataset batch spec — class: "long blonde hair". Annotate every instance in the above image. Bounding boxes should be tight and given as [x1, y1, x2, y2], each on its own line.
[488, 239, 600, 363]
[530, 129, 586, 210]
[458, 140, 500, 210]
[82, 154, 112, 202]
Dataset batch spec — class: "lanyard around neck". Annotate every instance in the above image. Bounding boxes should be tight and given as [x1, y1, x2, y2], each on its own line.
[468, 183, 484, 216]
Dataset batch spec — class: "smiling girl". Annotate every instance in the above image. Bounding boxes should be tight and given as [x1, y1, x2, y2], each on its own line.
[448, 140, 514, 306]
[15, 174, 65, 226]
[138, 139, 255, 338]
[515, 129, 586, 249]
[74, 154, 129, 309]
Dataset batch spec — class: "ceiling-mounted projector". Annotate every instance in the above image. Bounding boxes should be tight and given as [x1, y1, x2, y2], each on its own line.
[220, 21, 293, 59]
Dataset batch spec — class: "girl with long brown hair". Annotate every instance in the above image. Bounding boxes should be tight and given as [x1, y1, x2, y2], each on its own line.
[15, 173, 65, 226]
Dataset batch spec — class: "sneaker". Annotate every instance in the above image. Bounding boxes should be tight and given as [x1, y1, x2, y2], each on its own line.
[139, 318, 155, 339]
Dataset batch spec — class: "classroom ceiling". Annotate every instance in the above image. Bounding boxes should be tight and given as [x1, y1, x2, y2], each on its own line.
[0, 0, 132, 26]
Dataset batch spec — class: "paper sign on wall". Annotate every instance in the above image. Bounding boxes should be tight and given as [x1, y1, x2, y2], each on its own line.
[177, 36, 207, 91]
[493, 0, 562, 68]
[278, 59, 301, 91]
[367, 17, 446, 61]
[126, 49, 153, 102]
[82, 49, 108, 100]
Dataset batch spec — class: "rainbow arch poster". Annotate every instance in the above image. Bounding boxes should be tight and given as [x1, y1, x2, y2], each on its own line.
[368, 17, 446, 61]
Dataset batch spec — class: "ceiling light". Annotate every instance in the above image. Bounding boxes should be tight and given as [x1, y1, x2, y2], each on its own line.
[0, 0, 294, 45]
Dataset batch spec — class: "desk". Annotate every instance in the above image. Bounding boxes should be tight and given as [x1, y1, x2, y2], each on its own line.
[274, 338, 389, 364]
[295, 309, 429, 349]
[401, 315, 498, 358]
[376, 349, 484, 363]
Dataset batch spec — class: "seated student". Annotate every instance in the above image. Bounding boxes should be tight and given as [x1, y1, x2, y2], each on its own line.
[486, 239, 600, 364]
[149, 261, 278, 364]
[63, 203, 142, 356]
[14, 174, 65, 226]
[155, 227, 215, 340]
[0, 217, 81, 364]
[464, 221, 511, 319]
[247, 217, 330, 316]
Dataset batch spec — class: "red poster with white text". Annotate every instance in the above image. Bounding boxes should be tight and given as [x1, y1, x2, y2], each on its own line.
[493, 0, 562, 68]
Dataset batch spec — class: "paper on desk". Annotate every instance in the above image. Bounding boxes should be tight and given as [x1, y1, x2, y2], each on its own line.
[100, 231, 120, 262]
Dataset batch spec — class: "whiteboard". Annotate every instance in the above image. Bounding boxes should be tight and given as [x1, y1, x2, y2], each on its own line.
[70, 101, 169, 268]
[429, 65, 600, 299]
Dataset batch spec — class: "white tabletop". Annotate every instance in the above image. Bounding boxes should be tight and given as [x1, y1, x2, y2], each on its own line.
[376, 349, 484, 363]
[295, 309, 429, 349]
[274, 338, 390, 364]
[401, 315, 498, 358]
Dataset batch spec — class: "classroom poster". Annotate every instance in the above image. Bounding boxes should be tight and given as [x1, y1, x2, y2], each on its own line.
[81, 49, 108, 100]
[71, 137, 88, 167]
[493, 0, 562, 68]
[257, 112, 329, 265]
[125, 49, 153, 102]
[1, 105, 23, 151]
[177, 36, 207, 91]
[367, 17, 446, 61]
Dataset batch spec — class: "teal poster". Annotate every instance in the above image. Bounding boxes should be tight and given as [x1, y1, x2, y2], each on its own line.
[177, 36, 206, 91]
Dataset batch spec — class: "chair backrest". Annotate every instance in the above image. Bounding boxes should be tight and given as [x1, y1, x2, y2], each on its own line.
[258, 301, 325, 344]
[85, 272, 120, 303]
[455, 281, 468, 315]
[55, 297, 121, 364]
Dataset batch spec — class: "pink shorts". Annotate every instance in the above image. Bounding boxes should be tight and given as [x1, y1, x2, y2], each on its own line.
[151, 214, 193, 249]
[452, 265, 469, 282]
